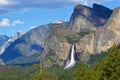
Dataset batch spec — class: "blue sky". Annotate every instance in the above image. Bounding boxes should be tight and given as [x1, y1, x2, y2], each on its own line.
[0, 0, 120, 36]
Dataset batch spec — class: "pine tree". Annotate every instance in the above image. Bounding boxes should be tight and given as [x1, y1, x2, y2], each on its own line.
[100, 44, 120, 80]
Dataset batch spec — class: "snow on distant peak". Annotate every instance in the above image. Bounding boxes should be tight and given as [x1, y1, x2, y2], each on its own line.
[0, 31, 25, 54]
[53, 20, 64, 24]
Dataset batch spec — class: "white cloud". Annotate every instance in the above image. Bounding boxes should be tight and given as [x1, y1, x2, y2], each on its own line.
[0, 0, 9, 5]
[0, 0, 18, 6]
[0, 18, 10, 27]
[12, 20, 24, 26]
[0, 0, 116, 14]
[0, 18, 24, 27]
[85, 0, 115, 5]
[30, 26, 36, 29]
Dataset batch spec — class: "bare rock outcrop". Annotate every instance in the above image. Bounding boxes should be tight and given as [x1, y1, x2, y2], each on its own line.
[69, 4, 112, 32]
[75, 8, 120, 61]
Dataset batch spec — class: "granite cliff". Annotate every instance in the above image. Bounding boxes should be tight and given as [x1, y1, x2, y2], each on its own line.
[0, 35, 9, 49]
[0, 32, 24, 54]
[69, 4, 112, 32]
[0, 4, 120, 67]
[0, 22, 71, 65]
[75, 7, 120, 61]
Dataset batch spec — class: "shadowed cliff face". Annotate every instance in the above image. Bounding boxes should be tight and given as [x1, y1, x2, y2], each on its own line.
[0, 35, 9, 47]
[75, 8, 120, 61]
[0, 4, 120, 67]
[0, 22, 71, 66]
[69, 4, 113, 32]
[93, 4, 112, 19]
[0, 25, 51, 63]
[0, 32, 24, 54]
[40, 24, 75, 67]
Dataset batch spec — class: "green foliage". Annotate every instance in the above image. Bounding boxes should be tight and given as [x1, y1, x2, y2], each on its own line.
[34, 73, 51, 80]
[7, 53, 40, 65]
[73, 62, 100, 80]
[66, 30, 91, 44]
[0, 44, 120, 80]
[66, 35, 79, 44]
[0, 66, 33, 80]
[77, 30, 91, 38]
[88, 51, 109, 65]
[58, 69, 75, 80]
[58, 44, 120, 80]
[99, 44, 120, 80]
[33, 66, 58, 80]
[0, 64, 39, 80]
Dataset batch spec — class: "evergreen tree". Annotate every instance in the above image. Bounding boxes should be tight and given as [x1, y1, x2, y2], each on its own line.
[100, 44, 120, 80]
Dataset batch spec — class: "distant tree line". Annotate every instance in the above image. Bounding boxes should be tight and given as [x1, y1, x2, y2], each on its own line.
[0, 44, 120, 80]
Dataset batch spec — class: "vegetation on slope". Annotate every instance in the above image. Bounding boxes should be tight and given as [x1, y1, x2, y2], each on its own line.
[0, 44, 120, 80]
[66, 30, 91, 44]
[33, 44, 120, 80]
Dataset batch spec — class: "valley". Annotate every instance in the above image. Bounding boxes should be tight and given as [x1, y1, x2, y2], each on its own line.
[0, 3, 120, 80]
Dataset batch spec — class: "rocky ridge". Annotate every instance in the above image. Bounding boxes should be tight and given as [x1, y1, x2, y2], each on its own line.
[0, 31, 24, 54]
[69, 4, 112, 32]
[0, 35, 9, 48]
[0, 4, 120, 67]
[75, 7, 120, 61]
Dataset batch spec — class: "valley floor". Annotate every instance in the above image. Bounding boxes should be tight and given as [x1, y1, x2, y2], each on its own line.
[0, 44, 120, 80]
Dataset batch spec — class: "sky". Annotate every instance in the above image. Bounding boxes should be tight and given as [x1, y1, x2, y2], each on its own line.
[0, 0, 120, 36]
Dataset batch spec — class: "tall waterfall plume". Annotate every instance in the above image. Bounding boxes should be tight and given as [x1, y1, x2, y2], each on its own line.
[64, 45, 76, 69]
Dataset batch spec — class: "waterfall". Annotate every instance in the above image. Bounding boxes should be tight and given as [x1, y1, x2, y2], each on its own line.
[64, 45, 76, 69]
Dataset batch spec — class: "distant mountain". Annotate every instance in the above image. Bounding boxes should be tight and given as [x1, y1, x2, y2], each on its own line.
[0, 22, 69, 65]
[1, 4, 120, 67]
[0, 32, 24, 65]
[0, 31, 24, 54]
[0, 35, 9, 47]
[0, 35, 9, 65]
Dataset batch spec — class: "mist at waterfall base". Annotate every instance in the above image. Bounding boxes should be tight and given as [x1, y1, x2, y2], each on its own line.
[64, 45, 78, 69]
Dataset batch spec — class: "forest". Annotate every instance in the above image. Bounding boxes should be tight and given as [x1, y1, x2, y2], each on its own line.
[0, 44, 120, 80]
